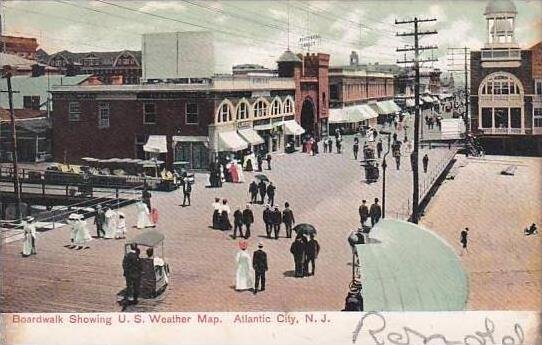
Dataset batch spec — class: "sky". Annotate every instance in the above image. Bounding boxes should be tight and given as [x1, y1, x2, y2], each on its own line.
[2, 0, 542, 74]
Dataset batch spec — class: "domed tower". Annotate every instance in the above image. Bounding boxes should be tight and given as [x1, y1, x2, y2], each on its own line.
[276, 50, 302, 78]
[482, 0, 520, 61]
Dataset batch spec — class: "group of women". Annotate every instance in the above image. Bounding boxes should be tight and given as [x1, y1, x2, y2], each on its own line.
[212, 197, 232, 230]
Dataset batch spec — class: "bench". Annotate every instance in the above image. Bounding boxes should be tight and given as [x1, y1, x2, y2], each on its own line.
[501, 165, 517, 176]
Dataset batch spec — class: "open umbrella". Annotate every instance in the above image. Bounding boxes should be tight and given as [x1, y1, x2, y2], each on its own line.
[254, 174, 269, 182]
[293, 223, 317, 236]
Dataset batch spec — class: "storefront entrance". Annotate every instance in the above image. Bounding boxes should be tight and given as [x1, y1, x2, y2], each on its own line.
[174, 141, 209, 170]
[300, 98, 316, 136]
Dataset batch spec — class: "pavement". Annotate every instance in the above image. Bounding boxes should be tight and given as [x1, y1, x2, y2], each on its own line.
[0, 119, 460, 312]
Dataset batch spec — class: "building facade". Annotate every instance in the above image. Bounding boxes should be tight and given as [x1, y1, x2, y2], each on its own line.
[0, 35, 38, 60]
[470, 0, 542, 154]
[50, 76, 297, 169]
[44, 50, 142, 85]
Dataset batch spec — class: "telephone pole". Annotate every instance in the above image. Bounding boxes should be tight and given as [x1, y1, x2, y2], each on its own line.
[448, 47, 470, 132]
[395, 17, 438, 224]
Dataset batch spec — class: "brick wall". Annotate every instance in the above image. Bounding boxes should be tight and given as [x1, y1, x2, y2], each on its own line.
[531, 42, 542, 78]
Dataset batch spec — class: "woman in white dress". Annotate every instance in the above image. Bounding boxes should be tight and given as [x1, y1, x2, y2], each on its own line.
[73, 215, 91, 250]
[235, 241, 254, 291]
[103, 208, 116, 239]
[115, 212, 127, 239]
[67, 213, 79, 248]
[235, 161, 245, 183]
[21, 217, 37, 257]
[136, 200, 154, 229]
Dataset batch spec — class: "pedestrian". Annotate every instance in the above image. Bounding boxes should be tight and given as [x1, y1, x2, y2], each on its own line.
[353, 141, 359, 160]
[358, 200, 369, 227]
[282, 202, 295, 238]
[258, 180, 267, 204]
[343, 280, 364, 311]
[327, 137, 333, 152]
[394, 119, 398, 130]
[266, 182, 276, 206]
[263, 205, 273, 239]
[323, 139, 328, 153]
[73, 214, 91, 250]
[212, 197, 221, 229]
[21, 216, 37, 257]
[235, 241, 254, 292]
[220, 199, 232, 230]
[305, 234, 320, 276]
[290, 235, 306, 278]
[376, 140, 383, 158]
[233, 206, 244, 239]
[142, 187, 152, 211]
[257, 154, 263, 172]
[249, 180, 258, 204]
[115, 212, 127, 239]
[182, 178, 192, 206]
[394, 151, 401, 170]
[460, 227, 469, 255]
[313, 138, 319, 154]
[103, 207, 116, 239]
[393, 133, 397, 142]
[122, 243, 142, 306]
[266, 153, 272, 170]
[252, 242, 268, 294]
[422, 154, 429, 173]
[136, 199, 154, 229]
[369, 198, 382, 227]
[242, 204, 254, 239]
[94, 204, 105, 238]
[336, 139, 342, 154]
[271, 206, 282, 239]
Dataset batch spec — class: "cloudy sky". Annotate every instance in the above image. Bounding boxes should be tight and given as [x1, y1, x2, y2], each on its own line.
[2, 0, 542, 73]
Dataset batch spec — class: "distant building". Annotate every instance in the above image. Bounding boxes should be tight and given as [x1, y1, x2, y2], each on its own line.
[0, 35, 38, 60]
[44, 50, 142, 84]
[232, 64, 276, 76]
[470, 0, 542, 154]
[0, 53, 60, 76]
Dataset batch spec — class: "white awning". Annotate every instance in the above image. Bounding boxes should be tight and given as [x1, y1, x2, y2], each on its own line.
[283, 120, 305, 136]
[238, 128, 264, 145]
[143, 135, 168, 153]
[172, 136, 208, 142]
[387, 100, 401, 113]
[406, 98, 415, 107]
[422, 95, 434, 103]
[360, 104, 379, 120]
[253, 124, 273, 131]
[328, 108, 349, 124]
[218, 131, 248, 152]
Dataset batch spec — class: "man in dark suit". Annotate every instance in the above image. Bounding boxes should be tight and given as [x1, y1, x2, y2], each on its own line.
[252, 242, 268, 294]
[248, 181, 258, 204]
[271, 206, 282, 239]
[94, 205, 105, 238]
[358, 200, 369, 227]
[266, 182, 276, 206]
[142, 187, 152, 211]
[258, 180, 267, 204]
[290, 235, 306, 278]
[122, 243, 142, 305]
[263, 205, 273, 239]
[305, 234, 320, 276]
[257, 155, 263, 172]
[182, 177, 192, 206]
[369, 198, 382, 227]
[266, 154, 272, 170]
[282, 202, 295, 238]
[232, 207, 244, 239]
[242, 204, 254, 239]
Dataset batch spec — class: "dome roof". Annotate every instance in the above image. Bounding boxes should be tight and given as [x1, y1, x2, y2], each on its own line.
[484, 0, 517, 15]
[277, 50, 301, 63]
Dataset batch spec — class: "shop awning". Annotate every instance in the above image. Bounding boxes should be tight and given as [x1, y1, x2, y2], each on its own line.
[253, 123, 273, 131]
[406, 98, 415, 107]
[172, 136, 209, 142]
[328, 108, 349, 124]
[218, 131, 248, 152]
[374, 101, 399, 115]
[360, 104, 379, 120]
[143, 135, 168, 153]
[238, 128, 265, 145]
[283, 120, 305, 136]
[422, 95, 434, 103]
[387, 100, 401, 113]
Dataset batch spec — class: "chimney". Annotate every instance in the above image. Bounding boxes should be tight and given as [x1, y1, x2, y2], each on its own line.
[110, 75, 123, 85]
[31, 64, 45, 77]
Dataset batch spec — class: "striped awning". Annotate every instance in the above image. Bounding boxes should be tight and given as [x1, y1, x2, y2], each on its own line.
[218, 131, 248, 152]
[238, 128, 264, 145]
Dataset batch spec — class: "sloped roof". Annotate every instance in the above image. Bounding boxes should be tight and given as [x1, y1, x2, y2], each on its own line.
[0, 108, 46, 121]
[484, 0, 517, 15]
[48, 50, 142, 66]
[277, 50, 302, 63]
[0, 53, 58, 71]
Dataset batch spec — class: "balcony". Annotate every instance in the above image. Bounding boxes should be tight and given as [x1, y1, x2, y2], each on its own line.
[481, 48, 521, 61]
[478, 94, 523, 106]
[480, 127, 525, 135]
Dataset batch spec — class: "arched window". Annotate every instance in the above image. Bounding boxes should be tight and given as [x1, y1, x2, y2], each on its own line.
[283, 96, 294, 114]
[270, 97, 282, 116]
[479, 72, 523, 96]
[253, 99, 268, 118]
[216, 100, 233, 123]
[236, 99, 251, 120]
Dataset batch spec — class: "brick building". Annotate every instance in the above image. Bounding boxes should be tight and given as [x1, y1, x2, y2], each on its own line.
[50, 76, 297, 169]
[470, 0, 542, 154]
[43, 50, 142, 85]
[0, 35, 38, 60]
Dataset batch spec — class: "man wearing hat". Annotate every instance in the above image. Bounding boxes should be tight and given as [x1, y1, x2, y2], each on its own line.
[343, 280, 364, 311]
[263, 205, 273, 239]
[271, 206, 282, 240]
[369, 198, 382, 227]
[242, 204, 254, 239]
[94, 205, 106, 238]
[252, 242, 268, 294]
[358, 200, 369, 227]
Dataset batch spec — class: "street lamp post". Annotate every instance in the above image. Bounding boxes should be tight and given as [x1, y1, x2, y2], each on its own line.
[380, 131, 392, 218]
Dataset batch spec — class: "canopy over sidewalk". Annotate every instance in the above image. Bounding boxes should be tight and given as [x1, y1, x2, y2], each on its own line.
[355, 219, 467, 311]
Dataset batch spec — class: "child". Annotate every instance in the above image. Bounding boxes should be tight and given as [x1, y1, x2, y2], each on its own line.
[115, 212, 127, 239]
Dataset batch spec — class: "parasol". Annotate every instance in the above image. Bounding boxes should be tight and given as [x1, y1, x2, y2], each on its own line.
[293, 223, 317, 236]
[254, 174, 269, 182]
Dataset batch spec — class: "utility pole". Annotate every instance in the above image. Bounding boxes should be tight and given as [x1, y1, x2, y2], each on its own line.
[395, 17, 438, 224]
[2, 65, 22, 220]
[448, 47, 470, 132]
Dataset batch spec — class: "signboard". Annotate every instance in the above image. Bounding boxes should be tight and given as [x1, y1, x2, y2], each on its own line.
[299, 34, 321, 51]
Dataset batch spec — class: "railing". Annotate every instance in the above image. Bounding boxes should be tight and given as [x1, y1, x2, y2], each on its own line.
[480, 127, 525, 135]
[478, 95, 523, 103]
[481, 48, 521, 61]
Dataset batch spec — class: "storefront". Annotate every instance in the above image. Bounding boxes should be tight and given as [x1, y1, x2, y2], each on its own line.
[172, 136, 209, 170]
[328, 104, 379, 134]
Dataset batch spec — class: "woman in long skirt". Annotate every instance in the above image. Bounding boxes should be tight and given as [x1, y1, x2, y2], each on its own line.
[21, 217, 37, 257]
[235, 241, 254, 291]
[212, 197, 221, 229]
[73, 216, 91, 250]
[220, 199, 232, 230]
[103, 208, 116, 239]
[136, 200, 154, 229]
[115, 212, 127, 239]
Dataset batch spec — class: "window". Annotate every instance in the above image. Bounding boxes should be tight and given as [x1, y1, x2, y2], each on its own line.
[23, 96, 40, 110]
[237, 102, 248, 120]
[481, 108, 492, 128]
[534, 108, 542, 128]
[68, 102, 81, 122]
[270, 99, 281, 116]
[253, 100, 267, 117]
[98, 103, 110, 128]
[186, 103, 198, 124]
[284, 98, 293, 114]
[143, 103, 156, 124]
[219, 104, 231, 122]
[535, 80, 542, 95]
